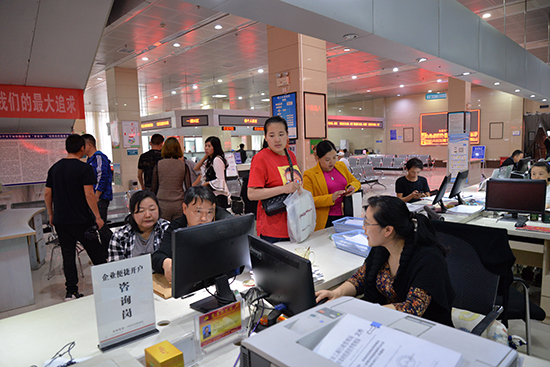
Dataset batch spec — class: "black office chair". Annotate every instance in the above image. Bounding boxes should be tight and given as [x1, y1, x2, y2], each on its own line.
[432, 221, 546, 354]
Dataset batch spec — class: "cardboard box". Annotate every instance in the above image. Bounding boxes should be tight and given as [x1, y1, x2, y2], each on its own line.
[144, 340, 184, 367]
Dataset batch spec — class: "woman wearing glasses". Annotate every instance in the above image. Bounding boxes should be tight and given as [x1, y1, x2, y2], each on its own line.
[315, 195, 455, 326]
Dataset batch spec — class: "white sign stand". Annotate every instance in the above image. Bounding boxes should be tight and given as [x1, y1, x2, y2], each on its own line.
[91, 254, 158, 351]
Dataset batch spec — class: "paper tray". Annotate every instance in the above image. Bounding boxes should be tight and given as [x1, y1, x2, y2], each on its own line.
[332, 217, 364, 233]
[332, 229, 371, 257]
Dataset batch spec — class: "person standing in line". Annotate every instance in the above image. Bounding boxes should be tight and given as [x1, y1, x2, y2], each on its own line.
[82, 134, 113, 258]
[45, 134, 107, 300]
[138, 134, 164, 191]
[194, 136, 231, 209]
[237, 143, 247, 163]
[152, 137, 191, 221]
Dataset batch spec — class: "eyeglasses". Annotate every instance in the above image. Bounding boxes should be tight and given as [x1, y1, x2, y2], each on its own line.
[363, 222, 380, 227]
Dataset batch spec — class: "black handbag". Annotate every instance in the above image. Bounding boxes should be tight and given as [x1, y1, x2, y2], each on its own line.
[261, 149, 294, 216]
[204, 164, 217, 182]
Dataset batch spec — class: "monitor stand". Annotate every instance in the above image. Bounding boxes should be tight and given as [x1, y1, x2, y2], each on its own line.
[496, 213, 528, 226]
[455, 194, 465, 206]
[189, 274, 237, 313]
[432, 200, 447, 213]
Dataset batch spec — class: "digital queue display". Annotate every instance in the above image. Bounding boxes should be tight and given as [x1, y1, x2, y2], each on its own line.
[141, 119, 172, 131]
[218, 115, 268, 126]
[328, 119, 383, 128]
[272, 92, 297, 139]
[420, 110, 480, 146]
[181, 115, 208, 127]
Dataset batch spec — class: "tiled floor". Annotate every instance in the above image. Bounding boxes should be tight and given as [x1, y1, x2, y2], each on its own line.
[2, 167, 550, 361]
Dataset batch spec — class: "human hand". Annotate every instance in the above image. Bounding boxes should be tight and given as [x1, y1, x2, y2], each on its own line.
[163, 258, 173, 283]
[282, 181, 301, 194]
[332, 190, 346, 201]
[410, 190, 422, 200]
[344, 186, 355, 196]
[95, 217, 104, 229]
[315, 289, 337, 303]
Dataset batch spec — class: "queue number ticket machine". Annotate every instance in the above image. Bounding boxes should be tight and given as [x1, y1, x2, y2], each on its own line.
[240, 297, 517, 367]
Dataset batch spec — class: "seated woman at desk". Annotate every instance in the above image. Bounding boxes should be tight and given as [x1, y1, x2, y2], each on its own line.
[396, 158, 430, 203]
[303, 140, 361, 231]
[315, 196, 455, 326]
[108, 191, 170, 262]
[531, 161, 550, 209]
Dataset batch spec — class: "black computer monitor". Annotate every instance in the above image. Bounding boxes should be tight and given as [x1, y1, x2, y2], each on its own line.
[449, 170, 469, 205]
[432, 173, 452, 212]
[248, 235, 316, 316]
[354, 149, 363, 155]
[485, 179, 546, 223]
[516, 156, 531, 173]
[172, 213, 255, 313]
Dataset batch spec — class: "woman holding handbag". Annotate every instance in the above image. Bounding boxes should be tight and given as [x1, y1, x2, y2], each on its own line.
[194, 136, 231, 208]
[248, 116, 302, 243]
[303, 140, 361, 231]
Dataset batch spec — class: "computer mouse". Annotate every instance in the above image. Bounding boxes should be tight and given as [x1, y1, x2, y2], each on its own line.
[514, 221, 527, 228]
[316, 297, 329, 305]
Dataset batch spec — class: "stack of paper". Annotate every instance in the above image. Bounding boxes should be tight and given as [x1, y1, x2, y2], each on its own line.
[312, 268, 324, 286]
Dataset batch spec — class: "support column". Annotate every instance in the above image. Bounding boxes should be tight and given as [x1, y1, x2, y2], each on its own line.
[267, 27, 327, 171]
[446, 77, 473, 180]
[106, 67, 142, 192]
[447, 77, 471, 112]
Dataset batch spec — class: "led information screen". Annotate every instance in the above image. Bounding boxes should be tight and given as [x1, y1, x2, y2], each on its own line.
[141, 119, 172, 131]
[272, 92, 297, 139]
[328, 119, 383, 128]
[181, 115, 208, 127]
[219, 115, 268, 126]
[420, 110, 479, 146]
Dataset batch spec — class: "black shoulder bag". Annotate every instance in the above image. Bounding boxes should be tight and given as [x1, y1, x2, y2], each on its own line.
[261, 149, 294, 216]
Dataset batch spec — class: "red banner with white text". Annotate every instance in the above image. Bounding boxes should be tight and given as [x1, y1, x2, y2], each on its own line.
[0, 85, 85, 119]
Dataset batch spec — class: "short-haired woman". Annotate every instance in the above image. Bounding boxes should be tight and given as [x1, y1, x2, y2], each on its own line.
[152, 137, 191, 220]
[395, 157, 430, 203]
[108, 191, 169, 262]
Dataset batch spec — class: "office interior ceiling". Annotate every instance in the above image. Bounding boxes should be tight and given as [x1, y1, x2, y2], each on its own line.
[85, 0, 550, 115]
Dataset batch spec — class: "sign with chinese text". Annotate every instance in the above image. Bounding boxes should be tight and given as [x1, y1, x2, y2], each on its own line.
[420, 110, 480, 146]
[141, 119, 172, 131]
[272, 92, 297, 139]
[122, 121, 140, 148]
[0, 84, 84, 119]
[195, 301, 243, 348]
[327, 120, 383, 128]
[181, 115, 208, 127]
[219, 115, 268, 126]
[425, 92, 447, 100]
[91, 254, 157, 351]
[0, 133, 70, 186]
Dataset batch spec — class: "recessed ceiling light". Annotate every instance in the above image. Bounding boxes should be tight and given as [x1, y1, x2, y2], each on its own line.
[338, 110, 342, 112]
[97, 77, 103, 81]
[359, 108, 362, 110]
[482, 13, 491, 19]
[153, 96, 158, 99]
[393, 67, 399, 72]
[261, 92, 265, 96]
[399, 84, 404, 88]
[416, 57, 427, 63]
[215, 24, 223, 30]
[343, 33, 358, 40]
[250, 106, 255, 110]
[462, 72, 471, 76]
[344, 48, 351, 52]
[173, 43, 181, 47]
[100, 109, 105, 112]
[367, 90, 371, 92]
[258, 69, 264, 73]
[543, 99, 547, 102]
[352, 75, 357, 79]
[515, 89, 521, 92]
[428, 90, 432, 93]
[142, 57, 149, 61]
[437, 79, 442, 83]
[494, 82, 501, 85]
[213, 94, 227, 98]
[217, 79, 222, 83]
[171, 91, 177, 95]
[530, 94, 536, 98]
[192, 84, 198, 89]
[397, 94, 401, 97]
[238, 96, 242, 100]
[261, 98, 269, 102]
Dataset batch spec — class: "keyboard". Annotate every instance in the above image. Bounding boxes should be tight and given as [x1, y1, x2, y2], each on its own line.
[517, 225, 550, 233]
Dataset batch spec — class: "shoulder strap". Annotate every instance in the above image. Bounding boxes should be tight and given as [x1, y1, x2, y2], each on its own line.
[284, 149, 294, 182]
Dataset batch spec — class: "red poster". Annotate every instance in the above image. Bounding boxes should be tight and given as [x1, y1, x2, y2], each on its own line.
[0, 85, 85, 119]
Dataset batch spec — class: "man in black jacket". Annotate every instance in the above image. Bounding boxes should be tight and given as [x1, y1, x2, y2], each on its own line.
[151, 186, 232, 282]
[500, 149, 523, 170]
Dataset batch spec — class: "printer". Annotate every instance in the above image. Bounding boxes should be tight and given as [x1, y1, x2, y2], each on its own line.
[240, 297, 517, 367]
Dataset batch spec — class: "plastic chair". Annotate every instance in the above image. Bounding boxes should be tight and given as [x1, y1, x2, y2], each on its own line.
[432, 221, 546, 354]
[46, 229, 84, 280]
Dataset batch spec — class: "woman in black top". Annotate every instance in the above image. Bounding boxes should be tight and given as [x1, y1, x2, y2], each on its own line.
[395, 157, 430, 203]
[315, 196, 455, 326]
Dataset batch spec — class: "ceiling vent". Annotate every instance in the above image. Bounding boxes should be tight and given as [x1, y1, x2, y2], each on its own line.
[117, 47, 135, 53]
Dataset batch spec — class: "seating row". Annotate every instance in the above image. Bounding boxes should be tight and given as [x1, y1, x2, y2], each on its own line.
[348, 154, 435, 170]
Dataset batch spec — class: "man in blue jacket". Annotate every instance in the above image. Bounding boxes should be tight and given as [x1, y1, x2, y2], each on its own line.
[82, 134, 113, 259]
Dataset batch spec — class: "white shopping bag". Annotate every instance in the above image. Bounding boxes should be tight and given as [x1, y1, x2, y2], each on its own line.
[284, 189, 316, 243]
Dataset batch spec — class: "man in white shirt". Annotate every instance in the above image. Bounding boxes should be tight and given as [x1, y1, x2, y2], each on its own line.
[338, 151, 350, 169]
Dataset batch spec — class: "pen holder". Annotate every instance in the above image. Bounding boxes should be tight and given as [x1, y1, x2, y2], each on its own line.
[295, 247, 315, 264]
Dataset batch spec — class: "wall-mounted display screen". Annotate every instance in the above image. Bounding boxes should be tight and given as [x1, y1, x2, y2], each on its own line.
[420, 109, 479, 146]
[328, 119, 383, 129]
[219, 115, 268, 126]
[141, 119, 172, 131]
[181, 115, 208, 127]
[272, 92, 297, 139]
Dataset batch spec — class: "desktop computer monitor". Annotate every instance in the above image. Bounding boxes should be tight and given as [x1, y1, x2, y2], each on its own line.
[449, 170, 469, 205]
[516, 156, 531, 174]
[248, 235, 316, 316]
[485, 179, 546, 223]
[172, 213, 255, 313]
[432, 174, 452, 212]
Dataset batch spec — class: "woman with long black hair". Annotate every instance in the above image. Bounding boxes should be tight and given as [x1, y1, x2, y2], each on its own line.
[194, 136, 231, 208]
[315, 195, 455, 326]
